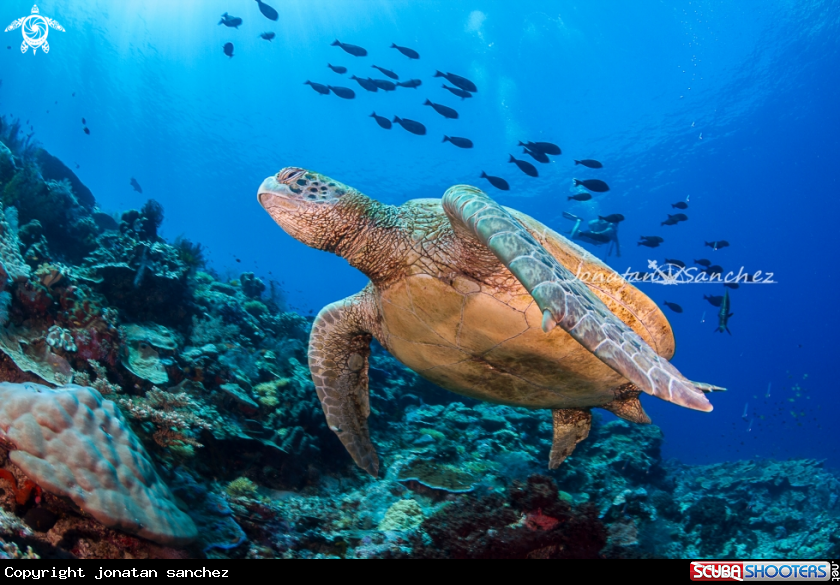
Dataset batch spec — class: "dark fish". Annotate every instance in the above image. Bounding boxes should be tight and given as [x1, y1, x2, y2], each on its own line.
[480, 172, 509, 191]
[672, 201, 689, 209]
[638, 240, 661, 248]
[704, 294, 723, 307]
[661, 216, 680, 226]
[705, 240, 730, 250]
[83, 127, 90, 135]
[509, 155, 538, 178]
[519, 141, 561, 156]
[578, 231, 612, 244]
[573, 179, 610, 192]
[391, 43, 420, 59]
[92, 212, 118, 231]
[81, 117, 86, 124]
[443, 135, 473, 149]
[694, 258, 712, 267]
[424, 99, 458, 119]
[396, 79, 422, 89]
[433, 71, 477, 93]
[130, 178, 143, 193]
[574, 159, 603, 169]
[640, 236, 664, 243]
[393, 116, 426, 135]
[715, 290, 733, 335]
[723, 282, 740, 290]
[671, 213, 688, 222]
[522, 147, 549, 164]
[223, 42, 234, 58]
[370, 112, 392, 129]
[372, 65, 399, 80]
[328, 86, 355, 99]
[568, 193, 592, 202]
[219, 13, 242, 28]
[255, 0, 279, 21]
[304, 80, 330, 95]
[328, 64, 347, 74]
[371, 79, 397, 92]
[442, 84, 472, 99]
[260, 32, 276, 41]
[599, 214, 625, 223]
[332, 40, 367, 57]
[350, 76, 378, 92]
[663, 301, 683, 313]
[704, 265, 724, 276]
[663, 258, 686, 268]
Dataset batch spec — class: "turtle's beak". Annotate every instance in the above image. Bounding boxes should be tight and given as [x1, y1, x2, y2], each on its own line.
[258, 176, 301, 212]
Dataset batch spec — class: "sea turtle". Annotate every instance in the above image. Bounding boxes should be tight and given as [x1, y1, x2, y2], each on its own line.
[258, 168, 723, 476]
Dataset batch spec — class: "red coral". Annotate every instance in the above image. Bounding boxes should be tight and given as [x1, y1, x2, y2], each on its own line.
[525, 509, 560, 532]
[15, 280, 54, 314]
[0, 469, 42, 505]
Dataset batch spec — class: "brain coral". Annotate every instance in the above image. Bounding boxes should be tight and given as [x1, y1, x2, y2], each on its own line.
[0, 382, 196, 546]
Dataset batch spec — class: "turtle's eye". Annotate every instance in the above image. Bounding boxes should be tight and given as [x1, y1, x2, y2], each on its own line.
[276, 167, 306, 185]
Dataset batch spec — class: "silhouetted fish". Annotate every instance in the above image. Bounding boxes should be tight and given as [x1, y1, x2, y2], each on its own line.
[396, 79, 422, 89]
[661, 214, 686, 226]
[130, 178, 142, 193]
[663, 301, 683, 313]
[391, 43, 420, 59]
[672, 201, 689, 209]
[638, 240, 661, 248]
[704, 265, 724, 277]
[424, 100, 458, 119]
[574, 159, 603, 169]
[723, 282, 740, 290]
[328, 64, 347, 74]
[578, 231, 612, 244]
[442, 84, 472, 99]
[522, 147, 549, 164]
[480, 172, 509, 191]
[393, 116, 426, 135]
[519, 141, 561, 155]
[370, 112, 391, 129]
[694, 258, 712, 267]
[332, 40, 367, 57]
[704, 294, 723, 307]
[640, 236, 664, 243]
[568, 193, 592, 202]
[255, 0, 278, 21]
[509, 155, 538, 177]
[434, 71, 477, 92]
[223, 43, 234, 58]
[443, 136, 473, 148]
[83, 127, 90, 135]
[706, 240, 730, 250]
[371, 79, 397, 91]
[81, 117, 86, 124]
[304, 80, 330, 95]
[663, 258, 685, 268]
[574, 179, 610, 192]
[328, 86, 355, 99]
[671, 213, 688, 222]
[350, 76, 378, 92]
[599, 214, 625, 223]
[372, 65, 399, 80]
[219, 13, 242, 28]
[260, 32, 276, 41]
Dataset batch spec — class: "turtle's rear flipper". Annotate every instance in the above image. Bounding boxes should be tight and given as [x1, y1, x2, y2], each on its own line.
[309, 288, 379, 477]
[442, 185, 713, 413]
[602, 384, 651, 424]
[549, 409, 592, 469]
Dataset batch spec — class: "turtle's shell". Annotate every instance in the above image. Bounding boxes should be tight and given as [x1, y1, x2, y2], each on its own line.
[374, 199, 675, 410]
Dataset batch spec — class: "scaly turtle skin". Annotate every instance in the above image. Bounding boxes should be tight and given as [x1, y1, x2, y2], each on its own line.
[258, 168, 723, 476]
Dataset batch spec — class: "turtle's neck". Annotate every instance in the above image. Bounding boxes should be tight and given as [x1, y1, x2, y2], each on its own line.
[332, 193, 407, 284]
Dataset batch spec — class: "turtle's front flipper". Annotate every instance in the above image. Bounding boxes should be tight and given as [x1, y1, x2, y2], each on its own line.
[442, 185, 712, 413]
[549, 409, 592, 469]
[309, 287, 379, 476]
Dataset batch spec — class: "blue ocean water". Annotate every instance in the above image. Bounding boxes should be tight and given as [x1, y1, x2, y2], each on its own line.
[1, 0, 837, 479]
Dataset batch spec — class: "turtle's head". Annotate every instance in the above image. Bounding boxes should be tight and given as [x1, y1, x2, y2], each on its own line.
[258, 167, 363, 252]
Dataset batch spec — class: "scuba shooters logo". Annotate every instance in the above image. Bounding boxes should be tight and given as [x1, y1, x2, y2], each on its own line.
[690, 561, 833, 581]
[4, 4, 65, 55]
